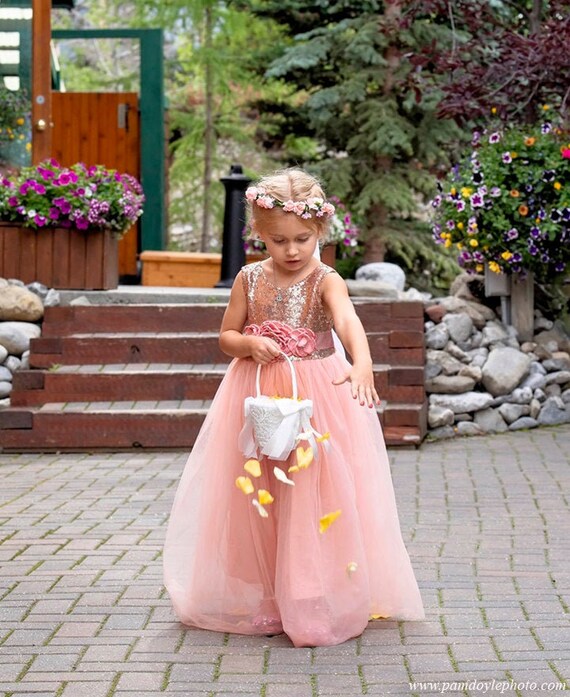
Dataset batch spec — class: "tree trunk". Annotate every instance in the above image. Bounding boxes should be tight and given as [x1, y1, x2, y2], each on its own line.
[363, 202, 388, 263]
[200, 3, 214, 253]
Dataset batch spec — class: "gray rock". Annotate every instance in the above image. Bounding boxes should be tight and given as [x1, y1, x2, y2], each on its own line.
[453, 412, 473, 422]
[470, 330, 483, 348]
[474, 408, 509, 433]
[521, 341, 537, 353]
[437, 296, 496, 327]
[534, 317, 553, 331]
[458, 364, 483, 382]
[544, 370, 570, 386]
[428, 405, 455, 429]
[445, 342, 470, 362]
[3, 355, 21, 372]
[466, 347, 489, 368]
[519, 372, 546, 392]
[425, 375, 476, 394]
[429, 391, 494, 414]
[0, 381, 11, 398]
[426, 349, 463, 375]
[399, 287, 431, 302]
[44, 288, 61, 307]
[456, 421, 483, 436]
[0, 322, 41, 356]
[529, 361, 547, 375]
[449, 272, 484, 302]
[561, 389, 570, 404]
[506, 337, 521, 350]
[0, 366, 13, 382]
[0, 345, 7, 363]
[534, 388, 547, 402]
[20, 350, 30, 370]
[7, 278, 24, 287]
[345, 279, 399, 298]
[0, 397, 10, 409]
[498, 402, 531, 424]
[355, 262, 406, 291]
[543, 352, 570, 372]
[534, 326, 570, 353]
[26, 281, 49, 299]
[425, 361, 442, 380]
[545, 383, 562, 397]
[481, 347, 531, 396]
[537, 396, 570, 425]
[0, 286, 44, 322]
[509, 417, 539, 431]
[530, 398, 541, 419]
[429, 425, 456, 440]
[425, 324, 450, 350]
[443, 313, 474, 343]
[481, 321, 509, 347]
[0, 278, 8, 288]
[509, 387, 534, 404]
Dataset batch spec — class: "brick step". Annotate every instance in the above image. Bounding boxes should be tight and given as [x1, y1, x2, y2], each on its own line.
[40, 301, 425, 337]
[12, 363, 425, 406]
[29, 333, 423, 368]
[0, 401, 426, 450]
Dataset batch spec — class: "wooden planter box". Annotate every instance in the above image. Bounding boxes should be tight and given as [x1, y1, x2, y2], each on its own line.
[0, 223, 119, 290]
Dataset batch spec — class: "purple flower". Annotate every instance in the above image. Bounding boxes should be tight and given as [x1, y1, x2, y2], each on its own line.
[505, 228, 519, 241]
[473, 251, 484, 263]
[502, 152, 512, 163]
[33, 215, 47, 227]
[75, 216, 89, 230]
[528, 244, 539, 256]
[34, 183, 46, 195]
[542, 170, 555, 183]
[456, 200, 465, 212]
[511, 253, 523, 263]
[489, 132, 501, 144]
[7, 196, 18, 206]
[446, 220, 455, 230]
[555, 261, 565, 272]
[19, 182, 30, 195]
[49, 207, 60, 220]
[472, 131, 481, 145]
[562, 208, 570, 222]
[541, 253, 550, 262]
[431, 195, 442, 208]
[490, 187, 502, 198]
[541, 123, 552, 134]
[56, 173, 72, 186]
[470, 192, 484, 208]
[530, 227, 541, 239]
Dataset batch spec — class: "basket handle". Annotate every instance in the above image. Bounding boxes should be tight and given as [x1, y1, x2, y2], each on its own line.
[255, 351, 298, 400]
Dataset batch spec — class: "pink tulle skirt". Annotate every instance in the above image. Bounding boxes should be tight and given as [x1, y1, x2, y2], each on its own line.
[163, 352, 424, 647]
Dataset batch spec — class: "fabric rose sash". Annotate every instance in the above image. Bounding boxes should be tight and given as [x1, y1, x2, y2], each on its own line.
[243, 320, 333, 358]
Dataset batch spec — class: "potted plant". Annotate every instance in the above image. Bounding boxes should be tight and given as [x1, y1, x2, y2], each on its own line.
[430, 114, 570, 337]
[0, 159, 144, 289]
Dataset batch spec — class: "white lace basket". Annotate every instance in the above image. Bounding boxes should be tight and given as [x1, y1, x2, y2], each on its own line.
[238, 353, 315, 461]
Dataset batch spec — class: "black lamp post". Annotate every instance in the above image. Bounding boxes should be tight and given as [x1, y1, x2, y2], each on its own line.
[215, 164, 251, 288]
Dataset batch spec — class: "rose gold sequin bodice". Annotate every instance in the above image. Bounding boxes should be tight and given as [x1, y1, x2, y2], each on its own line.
[241, 262, 336, 360]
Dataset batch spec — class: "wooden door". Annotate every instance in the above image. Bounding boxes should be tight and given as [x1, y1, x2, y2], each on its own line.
[51, 92, 140, 278]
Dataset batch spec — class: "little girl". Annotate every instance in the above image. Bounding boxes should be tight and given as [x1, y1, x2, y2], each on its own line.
[163, 168, 424, 648]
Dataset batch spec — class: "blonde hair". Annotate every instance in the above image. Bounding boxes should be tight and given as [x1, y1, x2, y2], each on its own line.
[248, 168, 331, 239]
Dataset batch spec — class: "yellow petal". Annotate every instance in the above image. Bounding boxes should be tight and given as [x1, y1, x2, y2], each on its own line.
[258, 489, 274, 505]
[288, 464, 300, 473]
[296, 445, 314, 469]
[319, 509, 342, 534]
[235, 476, 254, 495]
[244, 459, 262, 477]
[273, 466, 295, 486]
[252, 499, 268, 518]
[346, 562, 358, 577]
[370, 614, 389, 620]
[316, 432, 330, 443]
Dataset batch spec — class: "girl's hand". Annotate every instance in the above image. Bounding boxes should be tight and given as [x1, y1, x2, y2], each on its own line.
[332, 364, 380, 408]
[247, 336, 282, 365]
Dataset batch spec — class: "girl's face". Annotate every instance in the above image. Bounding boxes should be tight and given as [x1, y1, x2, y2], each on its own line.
[256, 214, 319, 275]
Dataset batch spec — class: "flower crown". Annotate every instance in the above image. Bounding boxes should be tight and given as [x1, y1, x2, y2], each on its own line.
[245, 186, 335, 219]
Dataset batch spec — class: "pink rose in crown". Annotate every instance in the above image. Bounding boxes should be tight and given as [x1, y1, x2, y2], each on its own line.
[285, 327, 317, 357]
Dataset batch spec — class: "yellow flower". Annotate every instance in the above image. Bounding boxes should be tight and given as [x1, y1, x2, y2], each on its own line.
[491, 107, 497, 114]
[258, 489, 274, 505]
[456, 222, 464, 230]
[316, 432, 330, 443]
[296, 446, 313, 469]
[235, 476, 254, 495]
[511, 151, 518, 159]
[461, 187, 473, 198]
[542, 104, 550, 110]
[444, 239, 452, 248]
[501, 251, 513, 261]
[319, 510, 342, 534]
[16, 117, 24, 126]
[450, 187, 457, 196]
[469, 239, 479, 247]
[554, 181, 562, 191]
[488, 261, 501, 274]
[456, 243, 463, 250]
[475, 264, 484, 273]
[25, 143, 31, 151]
[244, 459, 262, 477]
[483, 245, 489, 251]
